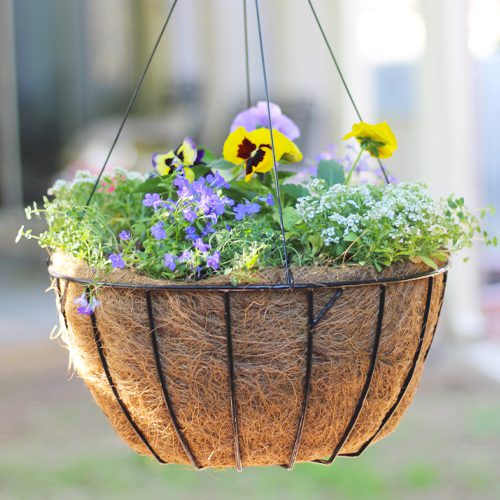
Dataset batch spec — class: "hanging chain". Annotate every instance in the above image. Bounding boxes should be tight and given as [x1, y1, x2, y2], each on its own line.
[306, 0, 390, 184]
[85, 0, 180, 206]
[254, 0, 294, 287]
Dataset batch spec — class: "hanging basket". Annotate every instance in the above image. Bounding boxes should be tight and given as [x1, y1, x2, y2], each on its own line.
[49, 252, 447, 469]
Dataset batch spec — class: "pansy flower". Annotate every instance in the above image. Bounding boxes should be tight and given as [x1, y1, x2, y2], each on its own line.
[343, 122, 398, 159]
[231, 101, 300, 140]
[223, 127, 303, 181]
[152, 137, 205, 182]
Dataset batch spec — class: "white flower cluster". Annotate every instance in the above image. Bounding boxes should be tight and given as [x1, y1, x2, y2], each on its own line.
[296, 181, 442, 249]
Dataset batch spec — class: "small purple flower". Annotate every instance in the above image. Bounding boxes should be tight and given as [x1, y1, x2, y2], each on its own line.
[265, 194, 275, 206]
[179, 250, 192, 262]
[143, 193, 163, 209]
[183, 208, 198, 223]
[119, 230, 131, 241]
[206, 251, 220, 270]
[185, 226, 199, 241]
[109, 253, 125, 269]
[225, 224, 232, 232]
[233, 201, 261, 220]
[151, 222, 166, 240]
[74, 294, 100, 315]
[163, 253, 177, 271]
[206, 171, 229, 189]
[194, 238, 210, 253]
[230, 101, 300, 140]
[201, 223, 215, 237]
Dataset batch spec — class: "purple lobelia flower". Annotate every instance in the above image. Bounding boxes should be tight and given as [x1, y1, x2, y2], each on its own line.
[109, 252, 125, 269]
[151, 221, 166, 240]
[183, 208, 198, 223]
[233, 201, 261, 220]
[194, 238, 210, 253]
[230, 101, 300, 140]
[260, 193, 274, 206]
[206, 171, 229, 189]
[74, 293, 100, 315]
[119, 230, 131, 241]
[179, 249, 192, 262]
[163, 253, 176, 271]
[185, 226, 199, 242]
[206, 251, 220, 270]
[143, 193, 163, 209]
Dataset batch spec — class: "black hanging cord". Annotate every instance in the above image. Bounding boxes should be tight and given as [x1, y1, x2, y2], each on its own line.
[85, 0, 180, 206]
[306, 0, 391, 184]
[243, 0, 252, 108]
[254, 0, 294, 287]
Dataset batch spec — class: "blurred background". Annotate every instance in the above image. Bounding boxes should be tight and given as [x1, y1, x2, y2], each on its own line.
[1, 0, 500, 498]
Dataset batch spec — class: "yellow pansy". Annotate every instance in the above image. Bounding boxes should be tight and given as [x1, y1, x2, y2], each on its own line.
[343, 122, 398, 159]
[223, 127, 303, 182]
[152, 137, 203, 182]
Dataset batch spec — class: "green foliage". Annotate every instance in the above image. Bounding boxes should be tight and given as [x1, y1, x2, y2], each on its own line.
[18, 168, 496, 282]
[317, 159, 345, 186]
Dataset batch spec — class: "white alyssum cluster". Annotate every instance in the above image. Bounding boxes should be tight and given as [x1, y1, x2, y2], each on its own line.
[296, 180, 443, 249]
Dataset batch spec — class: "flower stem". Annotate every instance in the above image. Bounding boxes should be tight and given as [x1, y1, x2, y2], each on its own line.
[345, 147, 366, 186]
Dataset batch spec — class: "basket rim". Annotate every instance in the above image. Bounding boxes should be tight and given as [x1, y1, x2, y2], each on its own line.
[48, 264, 448, 292]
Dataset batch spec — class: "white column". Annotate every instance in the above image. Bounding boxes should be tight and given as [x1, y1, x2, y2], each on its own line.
[0, 0, 23, 207]
[419, 0, 484, 339]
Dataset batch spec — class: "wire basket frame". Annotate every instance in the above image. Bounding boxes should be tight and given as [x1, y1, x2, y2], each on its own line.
[51, 265, 448, 470]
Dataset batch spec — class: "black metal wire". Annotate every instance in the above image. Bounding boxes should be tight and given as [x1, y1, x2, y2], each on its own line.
[224, 293, 242, 471]
[316, 285, 385, 465]
[146, 291, 201, 469]
[312, 289, 344, 326]
[85, 0, 179, 206]
[87, 292, 166, 463]
[343, 276, 435, 457]
[306, 0, 390, 184]
[254, 0, 294, 287]
[243, 0, 252, 108]
[48, 265, 448, 292]
[284, 289, 316, 469]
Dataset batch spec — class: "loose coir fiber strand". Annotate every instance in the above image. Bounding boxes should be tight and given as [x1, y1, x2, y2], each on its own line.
[50, 252, 446, 468]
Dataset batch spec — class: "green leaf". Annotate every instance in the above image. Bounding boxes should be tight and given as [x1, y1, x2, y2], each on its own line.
[317, 160, 345, 186]
[206, 158, 236, 171]
[201, 147, 216, 163]
[134, 176, 169, 194]
[343, 232, 359, 242]
[277, 170, 296, 180]
[280, 207, 301, 232]
[419, 256, 438, 270]
[280, 184, 309, 202]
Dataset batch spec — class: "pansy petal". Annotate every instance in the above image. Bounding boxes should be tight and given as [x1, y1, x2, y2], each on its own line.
[183, 167, 195, 183]
[223, 127, 256, 164]
[177, 137, 198, 165]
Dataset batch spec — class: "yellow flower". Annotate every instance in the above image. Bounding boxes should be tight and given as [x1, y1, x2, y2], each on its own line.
[223, 127, 303, 181]
[153, 137, 202, 182]
[343, 122, 398, 159]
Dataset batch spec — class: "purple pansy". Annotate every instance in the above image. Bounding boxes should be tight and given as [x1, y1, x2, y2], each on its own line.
[206, 251, 221, 270]
[74, 294, 100, 315]
[163, 253, 177, 271]
[119, 230, 131, 241]
[194, 238, 210, 253]
[151, 222, 166, 240]
[143, 193, 163, 209]
[109, 253, 125, 269]
[230, 101, 300, 140]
